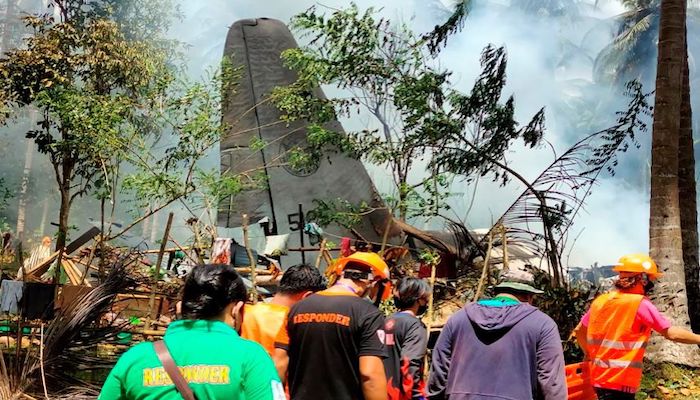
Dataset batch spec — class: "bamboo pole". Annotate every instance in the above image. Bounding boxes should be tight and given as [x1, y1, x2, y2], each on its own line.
[379, 216, 393, 254]
[79, 239, 99, 285]
[423, 253, 440, 378]
[502, 226, 508, 271]
[426, 257, 438, 326]
[40, 323, 48, 400]
[192, 222, 205, 264]
[145, 212, 174, 330]
[473, 228, 496, 302]
[315, 238, 327, 269]
[141, 246, 194, 254]
[242, 214, 258, 304]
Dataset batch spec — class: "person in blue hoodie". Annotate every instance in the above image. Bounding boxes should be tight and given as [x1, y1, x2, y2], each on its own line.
[427, 269, 567, 400]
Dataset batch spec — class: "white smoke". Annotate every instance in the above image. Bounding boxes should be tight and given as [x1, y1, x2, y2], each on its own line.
[171, 0, 660, 268]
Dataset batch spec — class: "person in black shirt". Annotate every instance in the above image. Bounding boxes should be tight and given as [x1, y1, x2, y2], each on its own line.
[274, 252, 391, 400]
[385, 277, 431, 400]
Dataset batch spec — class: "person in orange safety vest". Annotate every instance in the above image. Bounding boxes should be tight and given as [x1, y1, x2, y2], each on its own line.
[242, 264, 326, 355]
[574, 254, 700, 400]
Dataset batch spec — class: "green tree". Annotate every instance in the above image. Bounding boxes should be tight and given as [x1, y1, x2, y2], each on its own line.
[0, 0, 251, 281]
[273, 5, 544, 224]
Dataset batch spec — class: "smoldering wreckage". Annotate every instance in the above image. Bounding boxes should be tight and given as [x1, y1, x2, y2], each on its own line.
[0, 18, 604, 399]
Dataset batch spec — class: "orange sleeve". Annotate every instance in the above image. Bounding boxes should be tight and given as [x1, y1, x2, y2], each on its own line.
[274, 314, 290, 350]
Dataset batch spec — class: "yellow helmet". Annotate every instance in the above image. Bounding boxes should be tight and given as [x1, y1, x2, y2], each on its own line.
[613, 254, 662, 278]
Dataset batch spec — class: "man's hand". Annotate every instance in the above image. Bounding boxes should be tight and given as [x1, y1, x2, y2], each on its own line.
[359, 355, 387, 400]
[272, 348, 289, 385]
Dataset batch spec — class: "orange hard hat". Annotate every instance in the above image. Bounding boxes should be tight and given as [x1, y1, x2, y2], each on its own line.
[613, 254, 662, 278]
[334, 251, 390, 280]
[334, 252, 392, 301]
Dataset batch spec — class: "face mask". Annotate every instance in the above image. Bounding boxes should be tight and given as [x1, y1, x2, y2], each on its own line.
[643, 278, 655, 294]
[417, 303, 428, 316]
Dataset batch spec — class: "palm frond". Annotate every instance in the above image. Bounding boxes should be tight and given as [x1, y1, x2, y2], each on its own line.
[481, 82, 652, 279]
[611, 14, 654, 52]
[0, 254, 140, 397]
[42, 255, 139, 384]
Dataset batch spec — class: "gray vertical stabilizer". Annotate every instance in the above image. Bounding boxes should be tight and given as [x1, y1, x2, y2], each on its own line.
[219, 18, 391, 261]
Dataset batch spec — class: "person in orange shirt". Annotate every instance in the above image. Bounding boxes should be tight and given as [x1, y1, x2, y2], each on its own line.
[242, 264, 326, 355]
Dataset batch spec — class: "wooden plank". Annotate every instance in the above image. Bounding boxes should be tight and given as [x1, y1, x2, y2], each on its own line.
[61, 260, 80, 285]
[65, 227, 101, 255]
[24, 251, 59, 277]
[65, 260, 92, 287]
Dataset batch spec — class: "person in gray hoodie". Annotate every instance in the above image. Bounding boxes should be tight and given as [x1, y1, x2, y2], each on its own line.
[427, 270, 567, 400]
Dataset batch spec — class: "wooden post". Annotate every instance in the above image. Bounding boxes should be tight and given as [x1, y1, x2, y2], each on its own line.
[423, 253, 440, 378]
[502, 226, 508, 271]
[242, 214, 258, 304]
[315, 239, 327, 269]
[79, 238, 99, 285]
[145, 212, 174, 330]
[473, 228, 495, 302]
[379, 216, 393, 254]
[426, 257, 438, 325]
[193, 222, 205, 264]
[298, 204, 306, 265]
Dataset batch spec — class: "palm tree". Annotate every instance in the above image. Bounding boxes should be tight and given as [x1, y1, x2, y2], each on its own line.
[678, 21, 700, 333]
[648, 0, 700, 365]
[593, 0, 700, 85]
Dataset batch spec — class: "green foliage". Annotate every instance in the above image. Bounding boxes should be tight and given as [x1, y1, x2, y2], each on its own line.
[423, 0, 472, 55]
[306, 198, 373, 229]
[274, 4, 545, 222]
[0, 178, 10, 213]
[419, 248, 441, 266]
[0, 177, 11, 230]
[0, 1, 251, 244]
[528, 267, 591, 363]
[379, 298, 397, 317]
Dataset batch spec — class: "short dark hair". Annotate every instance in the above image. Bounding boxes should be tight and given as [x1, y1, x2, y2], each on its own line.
[279, 264, 326, 294]
[394, 277, 431, 310]
[181, 264, 247, 320]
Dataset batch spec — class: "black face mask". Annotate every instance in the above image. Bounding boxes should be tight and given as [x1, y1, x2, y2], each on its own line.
[643, 279, 655, 294]
[417, 304, 428, 316]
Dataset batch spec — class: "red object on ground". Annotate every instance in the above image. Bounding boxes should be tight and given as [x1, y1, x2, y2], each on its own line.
[566, 363, 597, 400]
[340, 237, 352, 257]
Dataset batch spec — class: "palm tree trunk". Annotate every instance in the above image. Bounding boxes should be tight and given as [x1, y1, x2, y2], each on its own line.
[1, 0, 17, 54]
[678, 21, 700, 333]
[648, 0, 700, 365]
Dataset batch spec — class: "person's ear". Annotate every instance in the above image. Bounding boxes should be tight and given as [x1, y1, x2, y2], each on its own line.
[232, 301, 244, 329]
[232, 301, 244, 318]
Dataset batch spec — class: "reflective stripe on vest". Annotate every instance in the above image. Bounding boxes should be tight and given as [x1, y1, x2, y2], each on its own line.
[586, 291, 651, 392]
[592, 359, 644, 370]
[586, 338, 647, 350]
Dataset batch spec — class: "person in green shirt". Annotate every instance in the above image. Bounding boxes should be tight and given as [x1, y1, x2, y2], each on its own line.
[99, 264, 284, 400]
